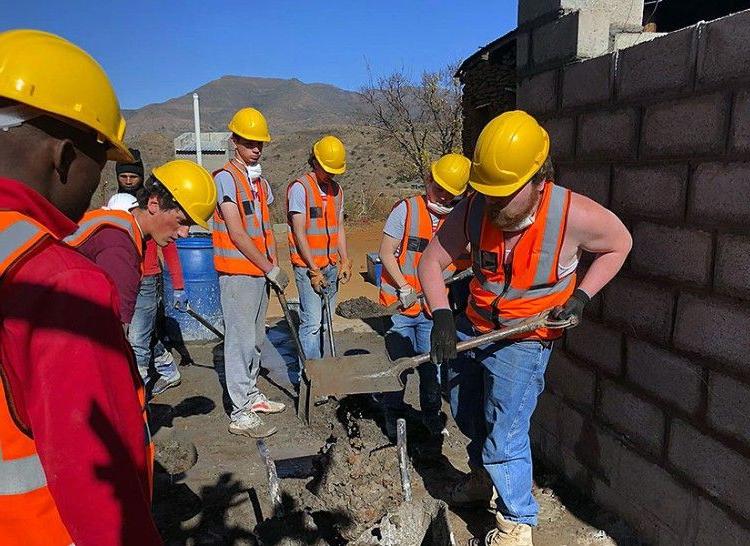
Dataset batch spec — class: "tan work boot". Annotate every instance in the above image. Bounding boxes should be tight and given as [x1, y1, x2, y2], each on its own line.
[484, 512, 533, 546]
[445, 466, 495, 506]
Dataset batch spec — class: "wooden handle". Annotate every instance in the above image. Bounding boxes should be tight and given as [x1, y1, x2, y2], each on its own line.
[386, 268, 474, 314]
[275, 290, 307, 365]
[399, 314, 554, 371]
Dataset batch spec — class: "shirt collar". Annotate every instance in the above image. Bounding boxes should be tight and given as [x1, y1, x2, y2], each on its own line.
[0, 177, 78, 239]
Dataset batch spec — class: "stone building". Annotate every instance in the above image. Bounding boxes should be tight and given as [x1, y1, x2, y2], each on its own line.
[458, 1, 750, 543]
[174, 131, 232, 173]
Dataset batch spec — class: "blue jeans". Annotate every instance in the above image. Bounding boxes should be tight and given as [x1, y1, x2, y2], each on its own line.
[128, 274, 178, 383]
[449, 315, 552, 526]
[383, 312, 440, 414]
[294, 265, 338, 363]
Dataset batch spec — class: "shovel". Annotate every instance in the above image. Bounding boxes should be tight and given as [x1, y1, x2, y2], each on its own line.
[321, 291, 337, 357]
[178, 302, 225, 340]
[304, 313, 573, 398]
[382, 268, 473, 314]
[269, 286, 313, 422]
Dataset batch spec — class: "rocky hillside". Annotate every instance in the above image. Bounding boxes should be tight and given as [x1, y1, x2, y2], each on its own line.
[97, 76, 418, 221]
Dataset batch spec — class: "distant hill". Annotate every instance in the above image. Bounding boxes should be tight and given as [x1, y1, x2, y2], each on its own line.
[122, 75, 364, 137]
[96, 75, 417, 221]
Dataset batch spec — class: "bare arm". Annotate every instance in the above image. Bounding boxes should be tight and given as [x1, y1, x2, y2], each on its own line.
[290, 212, 319, 271]
[220, 201, 274, 274]
[418, 200, 470, 311]
[379, 234, 408, 288]
[567, 193, 632, 297]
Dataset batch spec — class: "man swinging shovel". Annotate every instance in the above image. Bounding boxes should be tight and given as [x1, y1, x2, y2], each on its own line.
[418, 111, 632, 546]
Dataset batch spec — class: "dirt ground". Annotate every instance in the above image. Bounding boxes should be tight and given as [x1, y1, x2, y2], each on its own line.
[266, 224, 382, 319]
[151, 313, 644, 545]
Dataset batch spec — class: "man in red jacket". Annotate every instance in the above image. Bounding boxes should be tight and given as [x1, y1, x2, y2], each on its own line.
[0, 29, 162, 545]
[114, 150, 188, 396]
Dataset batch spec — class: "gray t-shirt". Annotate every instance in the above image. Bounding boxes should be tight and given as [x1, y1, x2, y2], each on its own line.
[383, 200, 440, 241]
[287, 178, 343, 216]
[214, 170, 274, 225]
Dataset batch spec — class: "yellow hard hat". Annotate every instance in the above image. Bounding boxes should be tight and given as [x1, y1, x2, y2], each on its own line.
[0, 29, 131, 162]
[469, 110, 550, 197]
[431, 153, 470, 196]
[313, 135, 346, 175]
[228, 107, 271, 142]
[151, 160, 217, 229]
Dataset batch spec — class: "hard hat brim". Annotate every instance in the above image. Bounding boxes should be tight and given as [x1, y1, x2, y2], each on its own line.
[108, 140, 135, 162]
[320, 163, 346, 175]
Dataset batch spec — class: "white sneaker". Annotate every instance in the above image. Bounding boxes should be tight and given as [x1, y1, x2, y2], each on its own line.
[250, 396, 286, 414]
[228, 411, 277, 438]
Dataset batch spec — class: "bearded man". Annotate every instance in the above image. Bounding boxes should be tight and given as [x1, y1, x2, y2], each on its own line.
[417, 111, 632, 546]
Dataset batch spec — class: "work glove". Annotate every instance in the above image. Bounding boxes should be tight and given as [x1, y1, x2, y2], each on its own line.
[266, 265, 290, 291]
[172, 289, 189, 310]
[549, 288, 591, 328]
[338, 258, 353, 284]
[430, 308, 457, 365]
[308, 268, 328, 295]
[397, 284, 419, 309]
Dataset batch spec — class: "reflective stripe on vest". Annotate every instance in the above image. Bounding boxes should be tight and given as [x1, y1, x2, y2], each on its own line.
[379, 196, 452, 317]
[0, 215, 49, 274]
[287, 173, 342, 268]
[0, 445, 46, 494]
[64, 209, 143, 261]
[465, 183, 575, 339]
[0, 211, 74, 545]
[212, 161, 276, 276]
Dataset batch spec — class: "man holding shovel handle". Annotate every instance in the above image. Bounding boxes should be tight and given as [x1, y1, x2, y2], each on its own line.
[418, 111, 632, 546]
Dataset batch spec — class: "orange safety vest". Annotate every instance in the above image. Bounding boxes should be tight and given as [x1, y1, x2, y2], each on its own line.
[212, 161, 276, 276]
[0, 211, 74, 545]
[0, 211, 153, 546]
[287, 173, 342, 269]
[465, 182, 575, 340]
[379, 195, 453, 317]
[64, 208, 144, 272]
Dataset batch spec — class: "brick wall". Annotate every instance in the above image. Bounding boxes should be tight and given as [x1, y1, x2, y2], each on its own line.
[515, 11, 750, 545]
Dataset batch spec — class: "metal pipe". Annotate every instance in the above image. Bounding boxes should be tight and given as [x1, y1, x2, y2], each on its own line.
[192, 93, 202, 166]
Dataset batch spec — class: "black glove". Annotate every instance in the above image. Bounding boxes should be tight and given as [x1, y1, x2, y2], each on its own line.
[430, 308, 457, 365]
[549, 288, 590, 328]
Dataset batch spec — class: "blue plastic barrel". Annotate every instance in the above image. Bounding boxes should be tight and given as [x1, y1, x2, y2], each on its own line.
[163, 233, 223, 342]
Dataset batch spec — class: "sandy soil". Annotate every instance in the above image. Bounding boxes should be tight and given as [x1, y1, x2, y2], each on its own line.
[266, 224, 382, 319]
[150, 321, 643, 546]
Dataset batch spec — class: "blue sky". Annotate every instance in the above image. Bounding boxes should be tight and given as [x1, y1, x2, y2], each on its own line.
[4, 1, 517, 109]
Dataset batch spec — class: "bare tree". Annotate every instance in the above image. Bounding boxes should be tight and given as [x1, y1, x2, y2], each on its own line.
[359, 63, 463, 180]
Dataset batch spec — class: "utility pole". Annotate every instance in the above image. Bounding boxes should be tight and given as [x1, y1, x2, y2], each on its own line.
[193, 92, 202, 166]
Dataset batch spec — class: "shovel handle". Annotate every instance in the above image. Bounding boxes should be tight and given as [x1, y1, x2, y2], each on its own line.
[402, 313, 573, 370]
[274, 287, 307, 366]
[385, 268, 473, 314]
[182, 303, 225, 340]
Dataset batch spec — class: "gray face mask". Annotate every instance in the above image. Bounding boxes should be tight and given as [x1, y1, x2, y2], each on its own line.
[427, 199, 454, 216]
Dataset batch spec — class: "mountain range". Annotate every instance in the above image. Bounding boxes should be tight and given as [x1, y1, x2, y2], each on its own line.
[122, 75, 364, 137]
[96, 75, 411, 221]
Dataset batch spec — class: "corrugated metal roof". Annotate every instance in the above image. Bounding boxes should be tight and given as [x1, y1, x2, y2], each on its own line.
[174, 132, 231, 152]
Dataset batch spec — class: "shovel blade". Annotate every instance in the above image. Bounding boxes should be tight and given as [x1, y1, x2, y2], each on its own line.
[304, 353, 405, 397]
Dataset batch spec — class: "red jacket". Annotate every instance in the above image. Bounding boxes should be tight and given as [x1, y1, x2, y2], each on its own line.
[144, 238, 184, 288]
[0, 178, 162, 545]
